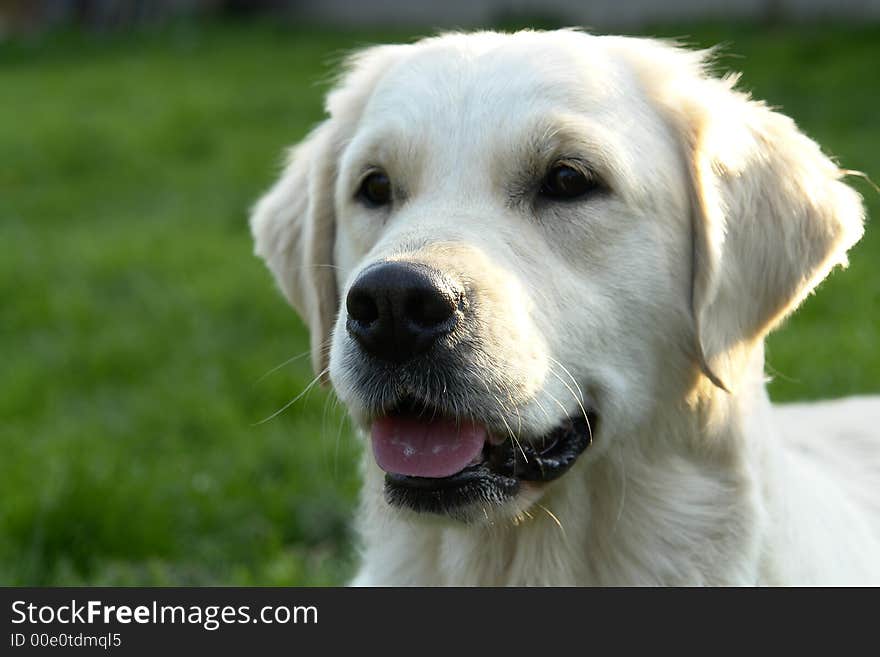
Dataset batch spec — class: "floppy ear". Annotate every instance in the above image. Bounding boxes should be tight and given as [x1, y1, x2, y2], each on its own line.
[686, 80, 864, 391]
[250, 44, 407, 378]
[638, 46, 866, 392]
[250, 121, 339, 378]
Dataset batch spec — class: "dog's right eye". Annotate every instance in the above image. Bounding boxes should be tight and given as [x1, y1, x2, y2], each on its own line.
[539, 163, 600, 201]
[357, 171, 392, 207]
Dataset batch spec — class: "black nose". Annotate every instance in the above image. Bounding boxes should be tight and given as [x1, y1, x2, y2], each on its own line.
[345, 261, 462, 363]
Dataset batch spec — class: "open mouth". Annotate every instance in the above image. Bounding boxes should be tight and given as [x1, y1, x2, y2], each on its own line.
[371, 396, 598, 518]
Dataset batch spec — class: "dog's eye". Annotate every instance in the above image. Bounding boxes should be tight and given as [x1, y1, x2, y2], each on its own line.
[357, 171, 392, 207]
[540, 164, 598, 200]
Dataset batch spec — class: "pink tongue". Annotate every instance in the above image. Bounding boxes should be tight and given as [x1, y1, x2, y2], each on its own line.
[371, 416, 487, 478]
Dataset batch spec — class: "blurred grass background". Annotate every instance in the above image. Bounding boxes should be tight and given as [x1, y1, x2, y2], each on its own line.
[1, 18, 878, 585]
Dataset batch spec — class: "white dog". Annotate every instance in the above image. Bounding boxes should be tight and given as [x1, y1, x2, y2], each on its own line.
[251, 30, 880, 585]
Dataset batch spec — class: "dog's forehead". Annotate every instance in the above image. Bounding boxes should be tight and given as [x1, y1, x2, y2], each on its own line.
[360, 32, 644, 137]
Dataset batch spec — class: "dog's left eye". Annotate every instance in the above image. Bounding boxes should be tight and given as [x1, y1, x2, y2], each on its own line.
[540, 164, 599, 201]
[357, 171, 392, 207]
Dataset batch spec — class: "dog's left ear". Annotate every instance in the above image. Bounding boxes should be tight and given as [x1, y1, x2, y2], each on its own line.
[631, 43, 866, 391]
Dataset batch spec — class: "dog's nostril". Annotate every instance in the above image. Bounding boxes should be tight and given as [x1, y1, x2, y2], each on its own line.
[405, 289, 456, 329]
[347, 289, 379, 324]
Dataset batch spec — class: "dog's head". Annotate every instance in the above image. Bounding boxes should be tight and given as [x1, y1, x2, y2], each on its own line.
[251, 31, 864, 522]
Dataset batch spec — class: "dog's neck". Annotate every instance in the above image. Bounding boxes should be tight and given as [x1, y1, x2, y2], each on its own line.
[353, 346, 776, 586]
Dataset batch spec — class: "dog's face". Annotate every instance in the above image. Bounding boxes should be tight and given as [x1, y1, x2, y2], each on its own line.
[252, 31, 863, 522]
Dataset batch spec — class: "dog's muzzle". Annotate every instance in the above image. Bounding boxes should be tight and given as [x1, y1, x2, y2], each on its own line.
[344, 260, 596, 518]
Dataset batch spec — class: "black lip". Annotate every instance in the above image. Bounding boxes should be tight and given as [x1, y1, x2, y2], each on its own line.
[383, 410, 597, 518]
[385, 464, 519, 517]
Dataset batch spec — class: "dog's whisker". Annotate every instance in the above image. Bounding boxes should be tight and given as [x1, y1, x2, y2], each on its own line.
[253, 366, 330, 425]
[547, 364, 591, 437]
[531, 394, 555, 429]
[334, 406, 350, 482]
[536, 502, 566, 536]
[320, 385, 335, 470]
[491, 393, 528, 463]
[543, 390, 572, 427]
[297, 263, 342, 271]
[255, 334, 334, 385]
[547, 356, 585, 404]
[253, 349, 312, 384]
[497, 377, 525, 442]
[317, 382, 345, 479]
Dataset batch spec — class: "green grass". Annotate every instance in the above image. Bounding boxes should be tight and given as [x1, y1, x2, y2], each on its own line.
[1, 19, 878, 585]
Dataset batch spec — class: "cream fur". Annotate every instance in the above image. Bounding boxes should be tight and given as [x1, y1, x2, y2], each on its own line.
[251, 30, 879, 585]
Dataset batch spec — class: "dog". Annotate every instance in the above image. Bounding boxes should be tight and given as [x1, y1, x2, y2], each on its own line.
[250, 30, 880, 585]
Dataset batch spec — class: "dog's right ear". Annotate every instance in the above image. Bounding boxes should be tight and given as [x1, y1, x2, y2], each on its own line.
[250, 121, 339, 378]
[250, 44, 407, 378]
